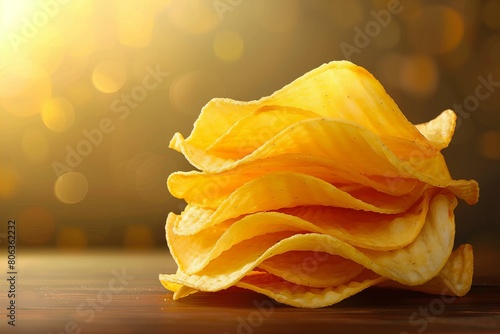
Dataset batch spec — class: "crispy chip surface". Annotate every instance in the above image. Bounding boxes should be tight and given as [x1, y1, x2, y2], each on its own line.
[160, 60, 478, 308]
[167, 193, 431, 275]
[171, 117, 478, 204]
[160, 193, 456, 292]
[177, 61, 435, 153]
[173, 172, 428, 236]
[162, 244, 473, 308]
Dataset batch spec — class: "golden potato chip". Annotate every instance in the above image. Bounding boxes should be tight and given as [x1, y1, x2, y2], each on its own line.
[258, 251, 364, 288]
[236, 269, 385, 308]
[164, 244, 473, 307]
[171, 117, 426, 172]
[171, 117, 478, 205]
[173, 61, 436, 156]
[167, 193, 430, 275]
[160, 60, 479, 308]
[173, 172, 428, 236]
[168, 154, 420, 209]
[206, 106, 319, 159]
[381, 243, 473, 297]
[416, 109, 456, 150]
[160, 193, 455, 292]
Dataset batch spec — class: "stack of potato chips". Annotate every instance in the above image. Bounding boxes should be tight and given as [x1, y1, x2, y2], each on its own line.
[160, 61, 479, 307]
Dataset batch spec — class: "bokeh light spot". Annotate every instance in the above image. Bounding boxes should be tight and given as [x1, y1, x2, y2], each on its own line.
[57, 227, 87, 249]
[408, 5, 464, 54]
[0, 63, 52, 117]
[41, 97, 75, 132]
[123, 224, 154, 249]
[478, 130, 500, 160]
[399, 55, 439, 98]
[213, 31, 244, 62]
[55, 172, 89, 204]
[18, 206, 55, 246]
[92, 59, 127, 93]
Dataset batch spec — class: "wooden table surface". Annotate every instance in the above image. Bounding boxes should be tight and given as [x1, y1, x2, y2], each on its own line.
[1, 249, 499, 334]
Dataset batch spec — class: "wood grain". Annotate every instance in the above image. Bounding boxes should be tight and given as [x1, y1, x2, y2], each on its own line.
[1, 250, 499, 334]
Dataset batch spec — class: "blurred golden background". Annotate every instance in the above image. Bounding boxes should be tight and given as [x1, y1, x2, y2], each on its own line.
[0, 0, 499, 258]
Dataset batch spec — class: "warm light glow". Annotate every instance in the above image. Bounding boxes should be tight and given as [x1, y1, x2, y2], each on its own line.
[167, 0, 219, 34]
[0, 165, 19, 199]
[115, 1, 157, 48]
[253, 0, 299, 33]
[134, 154, 169, 203]
[373, 21, 401, 49]
[92, 58, 127, 93]
[0, 0, 495, 249]
[213, 31, 244, 62]
[41, 97, 75, 132]
[399, 55, 439, 98]
[170, 70, 221, 114]
[329, 0, 364, 28]
[17, 206, 55, 245]
[54, 172, 89, 204]
[0, 0, 37, 32]
[483, 0, 500, 30]
[478, 130, 500, 160]
[22, 128, 49, 163]
[57, 227, 88, 249]
[123, 224, 154, 249]
[408, 5, 464, 54]
[0, 63, 52, 117]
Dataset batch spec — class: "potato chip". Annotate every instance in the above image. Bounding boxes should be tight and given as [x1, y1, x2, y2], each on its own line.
[167, 193, 430, 274]
[163, 244, 473, 307]
[173, 172, 428, 236]
[168, 154, 420, 208]
[174, 61, 436, 155]
[160, 193, 455, 292]
[234, 244, 472, 307]
[381, 243, 474, 297]
[206, 106, 319, 159]
[258, 251, 364, 288]
[160, 60, 479, 308]
[171, 117, 427, 173]
[236, 269, 385, 308]
[416, 109, 456, 150]
[171, 117, 478, 205]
